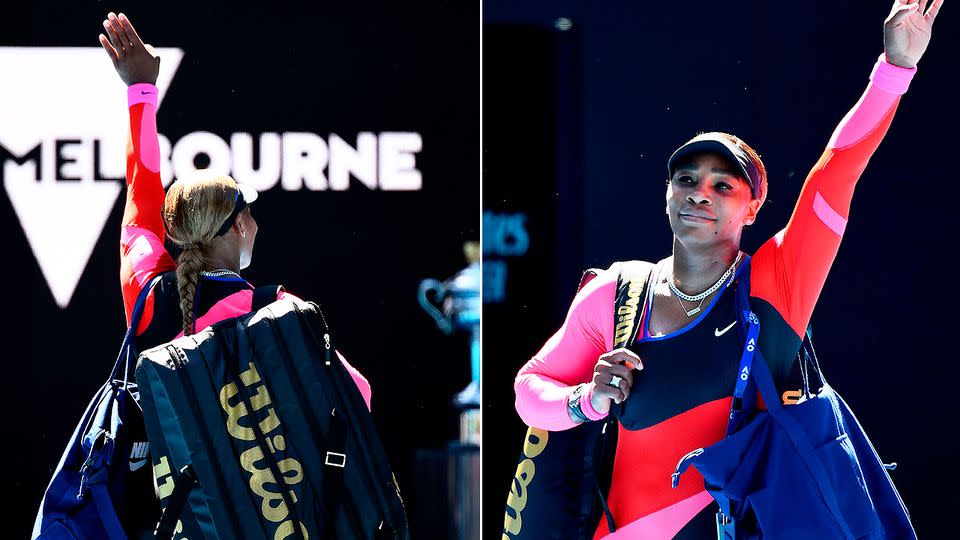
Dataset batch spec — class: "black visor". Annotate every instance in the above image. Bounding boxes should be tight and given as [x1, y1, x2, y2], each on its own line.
[213, 184, 258, 237]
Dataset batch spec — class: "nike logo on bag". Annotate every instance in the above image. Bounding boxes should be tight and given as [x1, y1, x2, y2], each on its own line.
[140, 90, 154, 94]
[715, 322, 736, 337]
[129, 441, 150, 471]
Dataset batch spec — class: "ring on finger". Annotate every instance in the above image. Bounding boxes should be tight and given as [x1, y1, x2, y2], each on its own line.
[608, 374, 623, 388]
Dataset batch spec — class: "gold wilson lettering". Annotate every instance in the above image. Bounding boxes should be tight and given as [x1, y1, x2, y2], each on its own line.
[153, 456, 185, 536]
[220, 363, 280, 441]
[219, 362, 307, 538]
[154, 455, 175, 500]
[614, 277, 644, 348]
[503, 428, 549, 538]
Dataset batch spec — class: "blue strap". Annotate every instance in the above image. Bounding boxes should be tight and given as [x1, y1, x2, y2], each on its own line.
[731, 311, 758, 403]
[748, 349, 855, 539]
[724, 257, 759, 436]
[109, 273, 166, 382]
[728, 307, 758, 438]
[731, 264, 856, 539]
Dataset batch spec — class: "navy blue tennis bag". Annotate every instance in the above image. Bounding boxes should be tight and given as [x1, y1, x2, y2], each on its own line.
[33, 274, 165, 540]
[671, 258, 915, 539]
[135, 294, 409, 540]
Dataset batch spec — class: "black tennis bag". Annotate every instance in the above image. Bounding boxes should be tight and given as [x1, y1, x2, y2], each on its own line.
[135, 295, 409, 540]
[502, 261, 654, 540]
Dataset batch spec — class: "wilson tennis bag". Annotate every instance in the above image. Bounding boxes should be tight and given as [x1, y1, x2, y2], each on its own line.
[33, 273, 165, 540]
[135, 296, 409, 540]
[672, 260, 915, 539]
[502, 261, 654, 540]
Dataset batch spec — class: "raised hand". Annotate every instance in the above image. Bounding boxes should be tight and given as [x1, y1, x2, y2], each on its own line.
[883, 0, 944, 69]
[98, 12, 160, 86]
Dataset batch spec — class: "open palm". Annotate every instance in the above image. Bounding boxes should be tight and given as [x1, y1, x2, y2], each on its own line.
[98, 12, 160, 86]
[883, 0, 943, 68]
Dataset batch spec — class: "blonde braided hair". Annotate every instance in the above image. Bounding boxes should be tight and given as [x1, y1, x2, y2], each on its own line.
[162, 174, 240, 336]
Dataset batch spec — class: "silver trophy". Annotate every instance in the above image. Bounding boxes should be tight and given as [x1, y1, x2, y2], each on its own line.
[418, 243, 480, 413]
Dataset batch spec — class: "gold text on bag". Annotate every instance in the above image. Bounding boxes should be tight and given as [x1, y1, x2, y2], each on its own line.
[614, 274, 645, 348]
[503, 427, 549, 538]
[220, 362, 309, 539]
[153, 455, 185, 536]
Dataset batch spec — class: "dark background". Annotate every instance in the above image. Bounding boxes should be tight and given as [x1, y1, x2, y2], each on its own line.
[484, 1, 958, 538]
[3, 1, 477, 538]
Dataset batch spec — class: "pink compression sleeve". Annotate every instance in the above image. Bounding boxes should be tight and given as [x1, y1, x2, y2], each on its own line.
[751, 54, 910, 337]
[514, 266, 617, 430]
[828, 54, 916, 150]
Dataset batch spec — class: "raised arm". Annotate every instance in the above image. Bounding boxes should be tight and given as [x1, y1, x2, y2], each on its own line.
[100, 13, 175, 324]
[749, 0, 941, 338]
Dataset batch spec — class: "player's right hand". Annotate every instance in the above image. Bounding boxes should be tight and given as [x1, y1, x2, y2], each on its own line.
[99, 12, 160, 86]
[589, 348, 643, 414]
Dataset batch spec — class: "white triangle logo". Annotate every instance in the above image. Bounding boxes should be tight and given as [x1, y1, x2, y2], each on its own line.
[6, 174, 121, 307]
[0, 47, 183, 308]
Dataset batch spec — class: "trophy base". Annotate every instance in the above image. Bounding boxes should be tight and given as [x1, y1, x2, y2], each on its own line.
[459, 408, 480, 445]
[453, 380, 480, 409]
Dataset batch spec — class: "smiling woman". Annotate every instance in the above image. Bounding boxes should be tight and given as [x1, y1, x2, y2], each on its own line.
[508, 0, 942, 537]
[666, 133, 766, 248]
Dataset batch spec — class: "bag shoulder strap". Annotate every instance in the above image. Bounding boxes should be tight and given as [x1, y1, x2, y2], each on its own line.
[252, 284, 285, 312]
[131, 272, 168, 331]
[590, 260, 656, 534]
[154, 465, 198, 540]
[612, 260, 656, 350]
[113, 272, 168, 382]
[731, 260, 855, 537]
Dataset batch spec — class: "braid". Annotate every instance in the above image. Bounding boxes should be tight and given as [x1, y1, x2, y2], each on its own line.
[162, 172, 244, 336]
[177, 247, 207, 336]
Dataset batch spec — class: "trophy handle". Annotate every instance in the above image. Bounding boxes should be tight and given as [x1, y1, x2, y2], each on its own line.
[418, 279, 452, 334]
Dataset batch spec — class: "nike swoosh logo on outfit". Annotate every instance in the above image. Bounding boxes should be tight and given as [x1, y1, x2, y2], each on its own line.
[715, 321, 736, 337]
[129, 458, 148, 472]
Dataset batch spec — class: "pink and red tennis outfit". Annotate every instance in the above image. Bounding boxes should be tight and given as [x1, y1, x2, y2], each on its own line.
[514, 55, 915, 539]
[119, 82, 371, 410]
